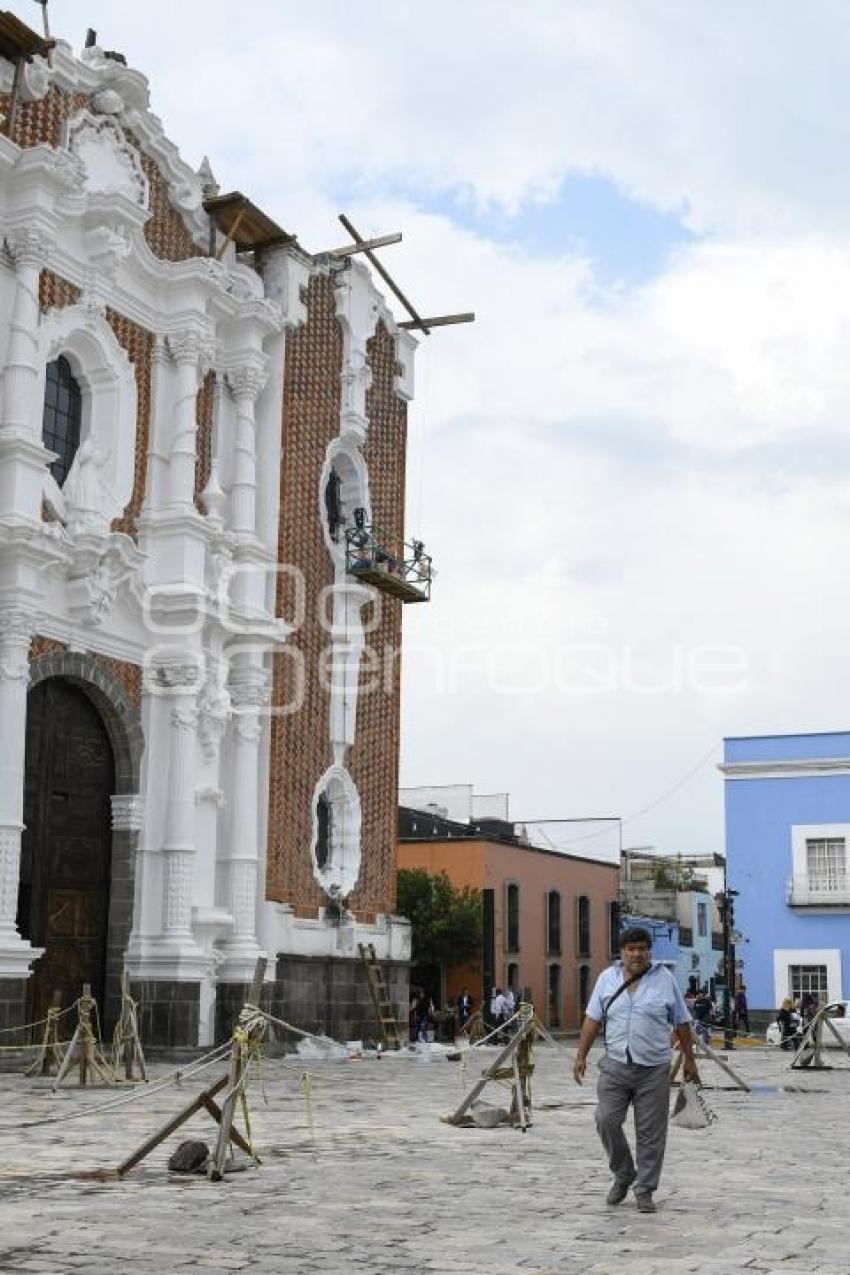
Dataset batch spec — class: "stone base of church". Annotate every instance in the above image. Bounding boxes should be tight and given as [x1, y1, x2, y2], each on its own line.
[0, 977, 27, 1034]
[130, 979, 200, 1048]
[250, 953, 410, 1047]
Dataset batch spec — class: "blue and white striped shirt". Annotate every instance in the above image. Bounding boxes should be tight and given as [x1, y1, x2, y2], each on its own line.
[585, 962, 692, 1066]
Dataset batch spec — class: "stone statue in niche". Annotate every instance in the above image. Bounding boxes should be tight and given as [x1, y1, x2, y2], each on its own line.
[63, 433, 113, 533]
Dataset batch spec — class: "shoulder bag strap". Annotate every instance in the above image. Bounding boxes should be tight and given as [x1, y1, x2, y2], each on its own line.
[600, 966, 650, 1040]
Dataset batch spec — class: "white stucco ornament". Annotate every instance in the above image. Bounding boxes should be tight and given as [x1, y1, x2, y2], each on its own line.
[66, 110, 149, 208]
[90, 88, 124, 116]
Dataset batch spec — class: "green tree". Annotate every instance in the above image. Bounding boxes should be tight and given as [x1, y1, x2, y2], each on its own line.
[396, 868, 483, 981]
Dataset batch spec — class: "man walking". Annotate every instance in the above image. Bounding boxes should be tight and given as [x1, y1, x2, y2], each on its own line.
[573, 926, 699, 1213]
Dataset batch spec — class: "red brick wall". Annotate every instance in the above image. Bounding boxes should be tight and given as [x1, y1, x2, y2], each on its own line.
[104, 308, 154, 536]
[267, 274, 408, 922]
[268, 273, 339, 914]
[0, 84, 87, 148]
[194, 370, 215, 511]
[348, 321, 406, 919]
[125, 129, 205, 263]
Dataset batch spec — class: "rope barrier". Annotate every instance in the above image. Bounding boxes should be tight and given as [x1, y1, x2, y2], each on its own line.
[0, 1040, 233, 1133]
[255, 1007, 345, 1049]
[0, 1002, 78, 1037]
[0, 1039, 74, 1052]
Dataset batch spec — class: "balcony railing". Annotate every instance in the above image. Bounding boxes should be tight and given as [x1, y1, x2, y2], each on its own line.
[345, 522, 432, 603]
[787, 874, 850, 906]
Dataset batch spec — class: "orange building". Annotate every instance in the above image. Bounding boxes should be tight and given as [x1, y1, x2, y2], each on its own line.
[397, 800, 621, 1030]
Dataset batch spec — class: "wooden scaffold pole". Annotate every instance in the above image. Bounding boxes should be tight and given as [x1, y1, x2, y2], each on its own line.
[115, 956, 268, 1180]
[52, 984, 115, 1091]
[111, 971, 147, 1083]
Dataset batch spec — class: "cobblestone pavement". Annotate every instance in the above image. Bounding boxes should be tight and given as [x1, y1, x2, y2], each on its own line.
[0, 1041, 846, 1274]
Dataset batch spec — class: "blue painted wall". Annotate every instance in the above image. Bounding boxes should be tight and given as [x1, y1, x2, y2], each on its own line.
[622, 914, 679, 967]
[675, 891, 720, 993]
[724, 732, 850, 1011]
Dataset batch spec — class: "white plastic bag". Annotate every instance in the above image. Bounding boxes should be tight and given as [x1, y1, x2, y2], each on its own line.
[670, 1081, 718, 1129]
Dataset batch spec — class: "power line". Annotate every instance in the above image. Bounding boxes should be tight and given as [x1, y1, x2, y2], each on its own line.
[518, 740, 721, 853]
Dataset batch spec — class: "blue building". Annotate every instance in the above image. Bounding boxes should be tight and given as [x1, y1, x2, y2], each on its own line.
[722, 731, 850, 1013]
[621, 914, 679, 969]
[674, 890, 721, 995]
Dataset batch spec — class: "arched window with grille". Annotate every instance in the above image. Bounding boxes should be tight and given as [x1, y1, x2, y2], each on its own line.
[505, 881, 520, 952]
[545, 889, 561, 955]
[547, 962, 561, 1028]
[42, 355, 82, 486]
[576, 894, 591, 958]
[608, 899, 621, 958]
[578, 963, 591, 1017]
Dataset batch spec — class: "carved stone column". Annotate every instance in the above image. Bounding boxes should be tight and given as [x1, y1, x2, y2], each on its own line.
[0, 230, 57, 526]
[0, 609, 44, 977]
[124, 660, 205, 1048]
[166, 331, 212, 509]
[159, 668, 200, 938]
[218, 663, 268, 981]
[0, 229, 52, 442]
[227, 364, 267, 538]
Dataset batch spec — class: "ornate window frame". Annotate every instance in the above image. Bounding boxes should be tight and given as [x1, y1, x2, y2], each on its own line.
[319, 439, 371, 562]
[309, 764, 362, 899]
[38, 305, 138, 532]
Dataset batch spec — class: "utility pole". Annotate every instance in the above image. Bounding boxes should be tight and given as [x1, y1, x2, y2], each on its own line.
[715, 883, 738, 1051]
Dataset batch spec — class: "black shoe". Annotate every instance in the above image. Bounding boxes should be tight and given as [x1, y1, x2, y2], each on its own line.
[634, 1192, 657, 1214]
[606, 1179, 633, 1205]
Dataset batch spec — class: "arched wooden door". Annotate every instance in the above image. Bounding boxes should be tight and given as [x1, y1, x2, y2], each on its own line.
[17, 679, 114, 1020]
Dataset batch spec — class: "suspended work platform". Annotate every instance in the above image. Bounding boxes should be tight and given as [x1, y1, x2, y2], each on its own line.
[346, 522, 432, 603]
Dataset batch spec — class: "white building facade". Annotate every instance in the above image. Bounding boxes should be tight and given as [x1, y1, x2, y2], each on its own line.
[0, 30, 415, 1046]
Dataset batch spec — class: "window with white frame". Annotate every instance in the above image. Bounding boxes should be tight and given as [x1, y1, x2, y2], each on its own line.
[789, 964, 829, 1003]
[805, 838, 846, 892]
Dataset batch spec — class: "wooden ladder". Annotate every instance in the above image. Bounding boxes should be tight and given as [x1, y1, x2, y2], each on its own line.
[358, 942, 402, 1049]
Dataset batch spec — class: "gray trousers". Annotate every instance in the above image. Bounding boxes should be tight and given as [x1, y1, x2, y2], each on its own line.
[595, 1055, 670, 1194]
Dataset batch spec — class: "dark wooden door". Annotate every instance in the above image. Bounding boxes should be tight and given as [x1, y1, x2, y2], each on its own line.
[17, 680, 114, 1021]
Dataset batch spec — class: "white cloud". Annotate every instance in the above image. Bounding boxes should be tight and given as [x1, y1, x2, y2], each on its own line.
[13, 1, 850, 853]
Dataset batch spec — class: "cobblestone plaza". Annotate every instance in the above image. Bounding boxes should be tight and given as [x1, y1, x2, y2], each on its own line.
[0, 1042, 845, 1274]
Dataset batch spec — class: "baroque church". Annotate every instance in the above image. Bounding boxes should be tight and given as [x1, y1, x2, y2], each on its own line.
[0, 16, 426, 1046]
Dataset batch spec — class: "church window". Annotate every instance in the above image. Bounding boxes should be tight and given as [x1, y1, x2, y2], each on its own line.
[42, 356, 82, 486]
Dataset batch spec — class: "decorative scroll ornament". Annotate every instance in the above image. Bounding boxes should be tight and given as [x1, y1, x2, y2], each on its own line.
[65, 529, 144, 626]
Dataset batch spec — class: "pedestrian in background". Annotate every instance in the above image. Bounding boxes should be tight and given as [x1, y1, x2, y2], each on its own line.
[733, 985, 749, 1033]
[692, 987, 712, 1045]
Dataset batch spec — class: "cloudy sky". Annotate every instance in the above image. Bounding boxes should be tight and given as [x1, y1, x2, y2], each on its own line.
[19, 1, 850, 854]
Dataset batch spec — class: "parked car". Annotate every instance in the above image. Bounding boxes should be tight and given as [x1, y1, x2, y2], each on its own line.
[819, 1001, 850, 1048]
[765, 1001, 850, 1049]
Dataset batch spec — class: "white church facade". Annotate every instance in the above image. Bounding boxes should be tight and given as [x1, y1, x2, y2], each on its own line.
[0, 19, 421, 1046]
